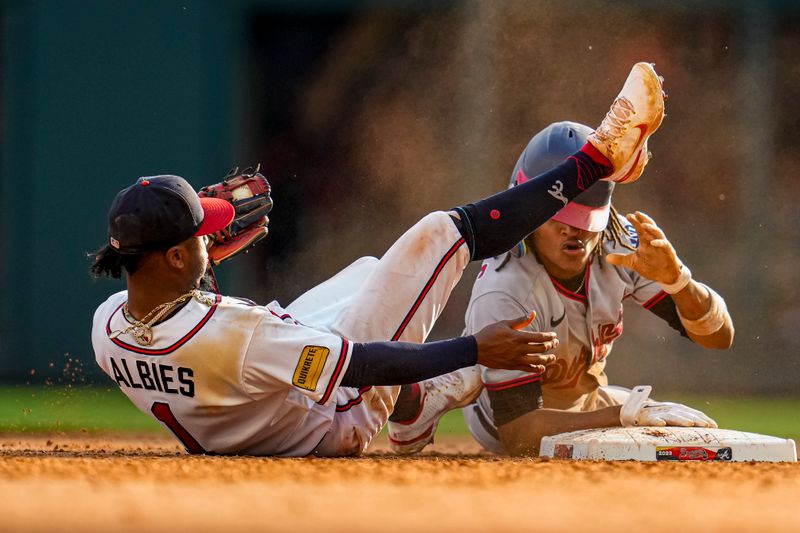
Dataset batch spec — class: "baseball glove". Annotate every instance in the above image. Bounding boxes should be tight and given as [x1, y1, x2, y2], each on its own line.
[198, 165, 273, 265]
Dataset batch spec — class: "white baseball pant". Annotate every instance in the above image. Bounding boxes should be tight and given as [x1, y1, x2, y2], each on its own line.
[286, 211, 470, 456]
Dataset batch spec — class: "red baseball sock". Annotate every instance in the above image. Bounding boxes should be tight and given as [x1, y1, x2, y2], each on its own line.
[580, 142, 612, 169]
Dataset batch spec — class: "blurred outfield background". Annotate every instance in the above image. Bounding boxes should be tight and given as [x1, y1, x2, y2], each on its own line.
[1, 0, 799, 432]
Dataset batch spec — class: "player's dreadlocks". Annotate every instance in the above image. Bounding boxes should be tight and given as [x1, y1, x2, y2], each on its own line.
[88, 244, 147, 279]
[89, 244, 220, 292]
[590, 204, 637, 268]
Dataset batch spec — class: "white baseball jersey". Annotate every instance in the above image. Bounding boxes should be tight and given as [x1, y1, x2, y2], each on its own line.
[92, 211, 470, 457]
[463, 216, 683, 451]
[93, 292, 353, 456]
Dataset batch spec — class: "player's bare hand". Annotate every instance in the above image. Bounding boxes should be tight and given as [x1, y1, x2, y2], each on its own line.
[605, 211, 683, 285]
[474, 313, 557, 373]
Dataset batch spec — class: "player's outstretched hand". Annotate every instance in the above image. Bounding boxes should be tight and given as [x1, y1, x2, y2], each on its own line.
[605, 211, 684, 285]
[473, 313, 557, 373]
[638, 402, 718, 428]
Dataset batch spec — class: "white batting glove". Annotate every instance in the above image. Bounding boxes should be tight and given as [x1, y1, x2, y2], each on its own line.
[620, 385, 718, 428]
[640, 402, 718, 428]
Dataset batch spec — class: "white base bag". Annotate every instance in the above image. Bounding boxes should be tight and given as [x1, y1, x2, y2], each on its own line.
[539, 427, 797, 462]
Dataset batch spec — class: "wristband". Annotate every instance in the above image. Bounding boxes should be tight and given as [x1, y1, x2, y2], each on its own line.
[619, 385, 652, 427]
[659, 264, 692, 294]
[678, 284, 728, 336]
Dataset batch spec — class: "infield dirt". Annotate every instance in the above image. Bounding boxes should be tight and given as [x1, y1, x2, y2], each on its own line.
[1, 433, 798, 532]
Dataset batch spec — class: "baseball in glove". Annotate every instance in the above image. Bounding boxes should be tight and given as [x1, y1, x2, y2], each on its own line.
[198, 165, 273, 265]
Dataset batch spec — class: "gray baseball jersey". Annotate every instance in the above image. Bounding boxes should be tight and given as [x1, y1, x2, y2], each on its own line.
[464, 215, 685, 449]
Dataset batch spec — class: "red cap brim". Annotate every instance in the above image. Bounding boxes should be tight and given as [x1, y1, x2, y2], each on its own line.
[551, 202, 610, 232]
[195, 197, 235, 236]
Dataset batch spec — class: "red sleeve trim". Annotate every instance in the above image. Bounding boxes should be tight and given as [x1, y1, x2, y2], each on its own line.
[484, 374, 542, 391]
[643, 290, 669, 310]
[317, 337, 350, 405]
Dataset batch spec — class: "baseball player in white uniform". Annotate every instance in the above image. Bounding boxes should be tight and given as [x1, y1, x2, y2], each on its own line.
[90, 63, 667, 457]
[388, 120, 734, 456]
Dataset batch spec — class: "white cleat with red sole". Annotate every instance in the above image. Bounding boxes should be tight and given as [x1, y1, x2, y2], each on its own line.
[388, 368, 482, 455]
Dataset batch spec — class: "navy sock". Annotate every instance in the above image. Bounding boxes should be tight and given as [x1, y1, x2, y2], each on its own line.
[454, 149, 610, 261]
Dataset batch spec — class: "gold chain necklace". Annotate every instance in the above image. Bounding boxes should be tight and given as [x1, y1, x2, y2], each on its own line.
[108, 289, 215, 346]
[574, 269, 587, 294]
[556, 269, 587, 294]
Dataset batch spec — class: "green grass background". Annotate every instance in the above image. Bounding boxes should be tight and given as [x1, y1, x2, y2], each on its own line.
[1, 386, 798, 440]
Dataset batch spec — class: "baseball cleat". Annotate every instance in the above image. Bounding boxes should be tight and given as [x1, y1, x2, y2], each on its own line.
[388, 370, 481, 455]
[616, 141, 651, 185]
[589, 62, 666, 184]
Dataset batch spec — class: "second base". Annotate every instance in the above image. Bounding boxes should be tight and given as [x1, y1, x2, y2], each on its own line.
[539, 427, 796, 462]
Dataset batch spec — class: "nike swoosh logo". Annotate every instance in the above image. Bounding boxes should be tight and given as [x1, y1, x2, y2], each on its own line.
[635, 123, 648, 144]
[618, 149, 643, 184]
[616, 124, 650, 183]
[550, 309, 566, 328]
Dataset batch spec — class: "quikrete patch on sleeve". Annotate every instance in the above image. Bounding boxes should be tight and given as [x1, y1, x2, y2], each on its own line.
[292, 346, 330, 391]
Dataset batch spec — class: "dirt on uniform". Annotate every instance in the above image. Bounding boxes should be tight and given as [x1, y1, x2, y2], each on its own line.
[1, 433, 798, 532]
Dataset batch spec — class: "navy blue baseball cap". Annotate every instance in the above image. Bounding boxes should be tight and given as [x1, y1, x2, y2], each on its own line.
[108, 175, 234, 254]
[511, 121, 614, 232]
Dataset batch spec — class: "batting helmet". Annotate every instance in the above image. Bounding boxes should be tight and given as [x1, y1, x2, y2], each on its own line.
[510, 121, 614, 233]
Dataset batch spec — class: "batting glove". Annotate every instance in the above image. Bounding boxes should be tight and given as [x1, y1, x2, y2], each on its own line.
[620, 385, 718, 428]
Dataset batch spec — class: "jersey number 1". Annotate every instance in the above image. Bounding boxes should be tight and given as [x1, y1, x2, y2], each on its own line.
[151, 402, 207, 454]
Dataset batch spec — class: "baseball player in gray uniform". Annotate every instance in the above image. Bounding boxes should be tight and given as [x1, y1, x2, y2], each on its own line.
[90, 63, 666, 457]
[388, 120, 734, 456]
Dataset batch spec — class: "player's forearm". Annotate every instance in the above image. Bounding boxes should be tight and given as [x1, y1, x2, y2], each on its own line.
[671, 280, 734, 349]
[343, 318, 555, 387]
[341, 336, 477, 387]
[498, 406, 622, 456]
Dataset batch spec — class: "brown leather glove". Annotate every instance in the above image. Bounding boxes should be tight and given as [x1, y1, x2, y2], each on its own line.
[198, 165, 273, 265]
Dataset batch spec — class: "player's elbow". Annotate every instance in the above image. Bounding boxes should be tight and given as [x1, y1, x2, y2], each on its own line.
[500, 435, 539, 457]
[498, 418, 544, 457]
[710, 322, 735, 350]
[691, 321, 734, 350]
[724, 321, 735, 348]
[718, 326, 734, 350]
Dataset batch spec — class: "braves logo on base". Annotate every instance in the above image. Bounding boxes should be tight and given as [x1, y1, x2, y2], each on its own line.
[656, 446, 733, 461]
